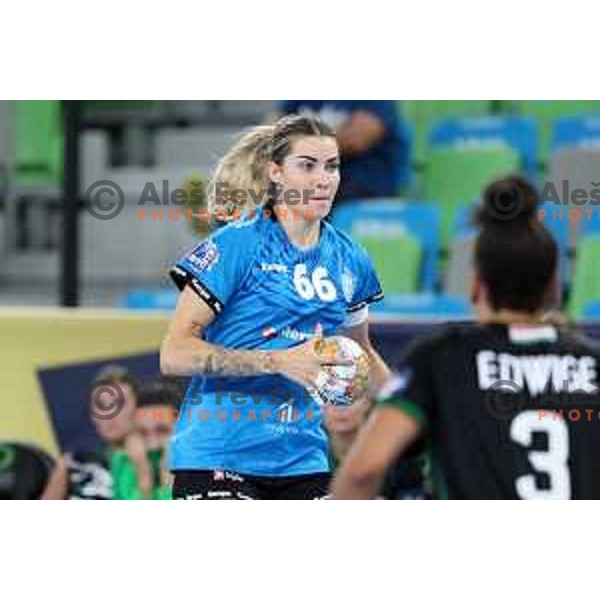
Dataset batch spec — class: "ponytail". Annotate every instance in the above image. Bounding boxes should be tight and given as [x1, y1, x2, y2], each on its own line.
[474, 175, 559, 313]
[207, 125, 274, 220]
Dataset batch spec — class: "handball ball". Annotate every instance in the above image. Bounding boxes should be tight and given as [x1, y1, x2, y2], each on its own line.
[312, 336, 371, 406]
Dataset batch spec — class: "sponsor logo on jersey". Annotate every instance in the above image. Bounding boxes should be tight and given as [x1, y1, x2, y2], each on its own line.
[189, 241, 219, 272]
[262, 325, 318, 343]
[207, 490, 233, 498]
[261, 262, 288, 274]
[280, 326, 313, 342]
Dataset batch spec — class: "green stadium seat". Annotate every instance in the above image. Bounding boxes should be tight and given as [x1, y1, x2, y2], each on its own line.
[423, 145, 521, 245]
[517, 101, 600, 165]
[13, 100, 63, 188]
[400, 100, 493, 166]
[568, 234, 600, 320]
[355, 232, 422, 294]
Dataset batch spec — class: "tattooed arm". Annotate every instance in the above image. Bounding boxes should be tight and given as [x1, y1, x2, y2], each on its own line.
[161, 286, 276, 377]
[161, 286, 350, 386]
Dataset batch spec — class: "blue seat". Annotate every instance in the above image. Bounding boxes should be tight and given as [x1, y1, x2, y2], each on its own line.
[583, 300, 600, 319]
[120, 289, 178, 310]
[429, 116, 538, 177]
[373, 292, 472, 319]
[333, 200, 441, 292]
[552, 116, 600, 152]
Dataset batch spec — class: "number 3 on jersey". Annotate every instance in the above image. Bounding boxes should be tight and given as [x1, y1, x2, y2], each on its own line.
[293, 264, 337, 302]
[510, 411, 571, 500]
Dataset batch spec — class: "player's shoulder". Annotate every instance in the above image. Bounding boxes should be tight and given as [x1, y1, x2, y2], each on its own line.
[416, 321, 600, 356]
[402, 321, 484, 357]
[211, 214, 264, 247]
[556, 325, 600, 356]
[176, 216, 263, 279]
[439, 321, 491, 342]
[423, 321, 540, 349]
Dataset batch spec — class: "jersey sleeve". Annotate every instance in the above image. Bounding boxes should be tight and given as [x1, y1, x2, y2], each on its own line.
[376, 335, 436, 430]
[346, 243, 384, 313]
[169, 224, 255, 316]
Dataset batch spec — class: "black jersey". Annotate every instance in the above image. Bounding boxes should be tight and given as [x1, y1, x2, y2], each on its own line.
[67, 452, 112, 500]
[379, 323, 600, 499]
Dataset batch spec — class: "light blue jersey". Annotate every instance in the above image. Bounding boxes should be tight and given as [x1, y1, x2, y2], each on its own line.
[168, 214, 383, 476]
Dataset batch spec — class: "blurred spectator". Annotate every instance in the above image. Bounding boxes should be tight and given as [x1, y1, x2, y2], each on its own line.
[41, 366, 152, 499]
[133, 377, 184, 499]
[274, 100, 409, 202]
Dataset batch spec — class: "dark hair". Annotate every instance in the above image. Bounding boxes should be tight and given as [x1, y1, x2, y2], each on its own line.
[137, 377, 183, 411]
[265, 114, 336, 217]
[473, 174, 559, 314]
[91, 365, 139, 396]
